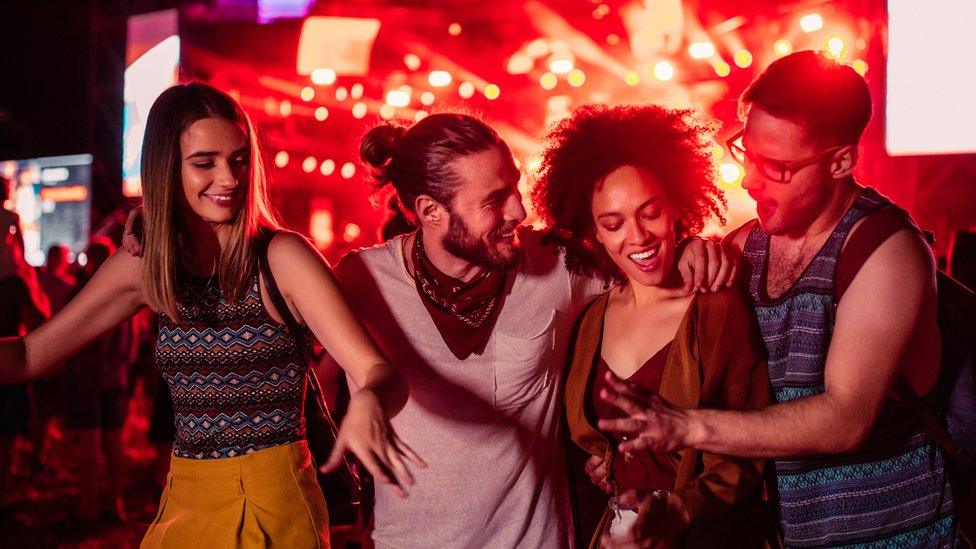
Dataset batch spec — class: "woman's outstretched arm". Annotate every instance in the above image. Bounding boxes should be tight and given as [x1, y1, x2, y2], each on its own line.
[263, 232, 425, 497]
[0, 251, 145, 383]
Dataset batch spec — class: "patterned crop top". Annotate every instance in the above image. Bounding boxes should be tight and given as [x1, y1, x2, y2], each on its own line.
[155, 271, 308, 459]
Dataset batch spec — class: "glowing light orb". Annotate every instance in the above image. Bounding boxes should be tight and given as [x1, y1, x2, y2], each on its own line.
[652, 61, 675, 81]
[428, 70, 452, 87]
[311, 68, 336, 85]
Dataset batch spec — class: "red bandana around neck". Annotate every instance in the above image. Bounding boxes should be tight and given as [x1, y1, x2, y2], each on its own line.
[410, 232, 510, 360]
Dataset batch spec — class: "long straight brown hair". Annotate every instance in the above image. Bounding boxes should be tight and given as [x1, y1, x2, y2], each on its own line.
[140, 83, 279, 319]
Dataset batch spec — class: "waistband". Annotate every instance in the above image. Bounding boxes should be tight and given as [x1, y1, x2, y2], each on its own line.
[168, 440, 313, 481]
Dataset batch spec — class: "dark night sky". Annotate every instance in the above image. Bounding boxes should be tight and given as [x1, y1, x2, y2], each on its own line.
[0, 0, 93, 161]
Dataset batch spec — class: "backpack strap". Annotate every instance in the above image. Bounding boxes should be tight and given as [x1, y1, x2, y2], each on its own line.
[835, 206, 919, 302]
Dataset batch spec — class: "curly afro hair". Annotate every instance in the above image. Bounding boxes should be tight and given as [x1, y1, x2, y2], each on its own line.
[531, 104, 725, 283]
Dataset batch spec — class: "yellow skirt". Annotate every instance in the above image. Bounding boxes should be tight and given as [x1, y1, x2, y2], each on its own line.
[141, 440, 330, 549]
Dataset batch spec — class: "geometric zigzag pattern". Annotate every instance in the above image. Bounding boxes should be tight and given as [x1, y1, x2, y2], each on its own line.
[742, 187, 957, 547]
[156, 273, 308, 459]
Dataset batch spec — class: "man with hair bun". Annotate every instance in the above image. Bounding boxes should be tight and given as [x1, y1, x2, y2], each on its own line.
[336, 112, 732, 548]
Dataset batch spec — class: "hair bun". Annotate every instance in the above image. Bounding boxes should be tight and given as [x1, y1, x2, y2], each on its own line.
[360, 124, 405, 170]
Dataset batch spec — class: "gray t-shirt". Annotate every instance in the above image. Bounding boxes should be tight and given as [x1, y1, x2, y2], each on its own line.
[334, 229, 603, 549]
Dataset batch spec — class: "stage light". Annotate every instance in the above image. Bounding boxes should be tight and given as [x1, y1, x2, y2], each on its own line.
[320, 159, 335, 176]
[800, 13, 824, 33]
[264, 97, 277, 116]
[340, 162, 356, 179]
[606, 34, 620, 46]
[484, 84, 501, 100]
[652, 61, 674, 81]
[592, 4, 610, 19]
[309, 208, 334, 250]
[403, 53, 421, 71]
[719, 162, 742, 184]
[279, 99, 292, 116]
[311, 68, 336, 85]
[526, 38, 549, 58]
[774, 39, 793, 57]
[527, 157, 542, 175]
[549, 58, 574, 74]
[420, 91, 435, 106]
[386, 90, 410, 107]
[448, 22, 462, 36]
[567, 69, 586, 87]
[350, 83, 364, 99]
[352, 102, 367, 118]
[540, 72, 558, 90]
[274, 151, 289, 168]
[733, 50, 753, 68]
[852, 58, 869, 75]
[712, 144, 725, 160]
[343, 223, 361, 242]
[506, 53, 534, 75]
[624, 70, 640, 86]
[379, 104, 396, 120]
[335, 86, 349, 101]
[458, 81, 475, 99]
[429, 70, 452, 87]
[314, 106, 329, 121]
[825, 36, 845, 58]
[228, 89, 240, 101]
[689, 42, 715, 60]
[415, 110, 429, 122]
[302, 156, 317, 173]
[714, 61, 731, 77]
[300, 86, 315, 102]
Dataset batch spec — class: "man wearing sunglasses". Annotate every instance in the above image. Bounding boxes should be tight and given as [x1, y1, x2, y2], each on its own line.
[599, 50, 956, 546]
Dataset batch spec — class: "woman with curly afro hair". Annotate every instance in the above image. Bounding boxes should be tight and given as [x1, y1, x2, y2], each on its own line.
[533, 105, 777, 548]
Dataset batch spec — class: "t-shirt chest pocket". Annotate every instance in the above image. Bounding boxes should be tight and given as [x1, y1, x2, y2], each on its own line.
[491, 311, 556, 410]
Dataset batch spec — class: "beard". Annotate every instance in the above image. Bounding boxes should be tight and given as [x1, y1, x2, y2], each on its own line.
[441, 213, 520, 271]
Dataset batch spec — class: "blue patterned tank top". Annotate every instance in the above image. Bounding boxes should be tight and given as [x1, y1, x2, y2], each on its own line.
[742, 187, 956, 547]
[155, 271, 308, 459]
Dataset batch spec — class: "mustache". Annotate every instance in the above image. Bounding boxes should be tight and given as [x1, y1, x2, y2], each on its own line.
[490, 223, 521, 238]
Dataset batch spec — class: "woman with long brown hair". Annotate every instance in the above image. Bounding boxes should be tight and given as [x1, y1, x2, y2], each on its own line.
[0, 83, 423, 547]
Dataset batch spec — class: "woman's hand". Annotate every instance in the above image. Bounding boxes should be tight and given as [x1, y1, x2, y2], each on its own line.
[675, 237, 737, 293]
[122, 206, 144, 257]
[320, 389, 426, 498]
[597, 371, 703, 454]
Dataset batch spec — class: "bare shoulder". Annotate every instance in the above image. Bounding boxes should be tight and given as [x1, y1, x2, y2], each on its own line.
[266, 230, 327, 270]
[862, 227, 934, 282]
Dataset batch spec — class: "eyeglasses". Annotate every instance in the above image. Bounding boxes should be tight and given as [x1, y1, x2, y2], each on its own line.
[726, 130, 843, 184]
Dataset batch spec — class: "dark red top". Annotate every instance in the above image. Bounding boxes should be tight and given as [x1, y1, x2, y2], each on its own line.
[591, 341, 677, 493]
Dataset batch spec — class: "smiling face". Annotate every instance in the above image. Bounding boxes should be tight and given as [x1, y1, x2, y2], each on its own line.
[178, 117, 250, 226]
[591, 165, 677, 287]
[441, 145, 527, 270]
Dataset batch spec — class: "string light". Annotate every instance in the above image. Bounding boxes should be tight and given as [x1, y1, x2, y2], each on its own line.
[311, 68, 336, 85]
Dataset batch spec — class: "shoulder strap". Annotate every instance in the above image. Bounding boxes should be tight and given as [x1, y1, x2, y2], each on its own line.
[894, 377, 975, 488]
[256, 230, 313, 362]
[835, 206, 918, 302]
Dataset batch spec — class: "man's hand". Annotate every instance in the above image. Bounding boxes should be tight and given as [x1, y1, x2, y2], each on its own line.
[597, 371, 703, 454]
[675, 237, 736, 293]
[585, 454, 612, 494]
[122, 206, 144, 257]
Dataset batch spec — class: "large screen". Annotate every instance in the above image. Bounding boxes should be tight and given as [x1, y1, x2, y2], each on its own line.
[886, 0, 976, 156]
[1, 154, 93, 266]
[122, 9, 180, 197]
